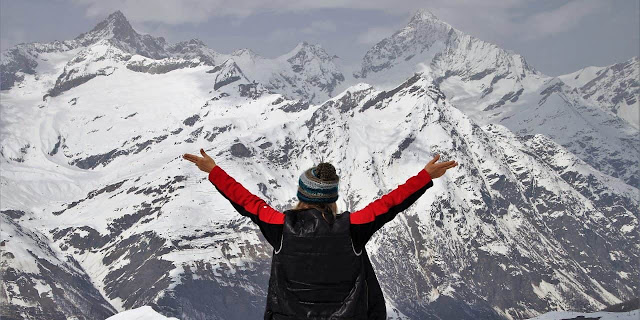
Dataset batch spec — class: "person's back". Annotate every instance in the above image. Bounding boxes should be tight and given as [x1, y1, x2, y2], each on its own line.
[265, 207, 368, 319]
[183, 149, 457, 319]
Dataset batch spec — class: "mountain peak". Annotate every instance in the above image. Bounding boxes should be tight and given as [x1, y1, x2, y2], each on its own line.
[232, 48, 259, 57]
[290, 41, 325, 55]
[106, 10, 128, 24]
[293, 41, 310, 50]
[73, 10, 170, 59]
[75, 10, 137, 44]
[289, 41, 331, 55]
[94, 10, 135, 35]
[186, 38, 206, 46]
[402, 8, 452, 37]
[409, 8, 440, 24]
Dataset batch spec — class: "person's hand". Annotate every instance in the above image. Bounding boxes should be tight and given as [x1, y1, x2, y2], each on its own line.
[424, 154, 457, 179]
[183, 148, 217, 173]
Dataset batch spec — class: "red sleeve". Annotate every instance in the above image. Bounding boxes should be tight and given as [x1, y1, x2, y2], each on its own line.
[208, 165, 285, 224]
[351, 169, 432, 224]
[350, 168, 433, 249]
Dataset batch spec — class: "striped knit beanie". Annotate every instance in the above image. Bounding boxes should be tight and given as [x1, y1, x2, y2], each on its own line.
[297, 163, 339, 204]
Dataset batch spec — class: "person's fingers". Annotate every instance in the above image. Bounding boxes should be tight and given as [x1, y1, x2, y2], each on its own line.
[435, 160, 454, 168]
[183, 153, 201, 163]
[200, 148, 209, 158]
[428, 154, 440, 165]
[433, 161, 456, 174]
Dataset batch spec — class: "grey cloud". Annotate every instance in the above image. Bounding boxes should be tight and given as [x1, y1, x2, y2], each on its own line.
[522, 0, 606, 39]
[68, 0, 612, 43]
[0, 28, 27, 51]
[301, 21, 337, 34]
[356, 25, 401, 45]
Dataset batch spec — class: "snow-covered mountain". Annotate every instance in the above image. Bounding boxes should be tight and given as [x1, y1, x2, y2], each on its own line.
[558, 56, 639, 129]
[0, 10, 170, 91]
[1, 9, 638, 320]
[355, 9, 639, 188]
[0, 10, 344, 103]
[354, 9, 540, 89]
[222, 42, 346, 103]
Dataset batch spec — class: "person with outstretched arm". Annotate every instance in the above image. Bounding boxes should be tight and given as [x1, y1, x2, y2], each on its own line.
[183, 148, 457, 320]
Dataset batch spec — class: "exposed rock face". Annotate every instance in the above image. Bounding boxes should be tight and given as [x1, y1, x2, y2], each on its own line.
[126, 58, 202, 74]
[212, 59, 248, 90]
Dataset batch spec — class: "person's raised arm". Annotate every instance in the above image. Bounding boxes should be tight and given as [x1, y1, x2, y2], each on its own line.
[183, 148, 284, 248]
[350, 154, 457, 250]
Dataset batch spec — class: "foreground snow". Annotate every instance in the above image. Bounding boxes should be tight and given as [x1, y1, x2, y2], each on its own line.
[106, 306, 179, 320]
[527, 309, 639, 320]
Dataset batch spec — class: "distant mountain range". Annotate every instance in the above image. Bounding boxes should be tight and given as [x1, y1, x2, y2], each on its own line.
[1, 9, 637, 320]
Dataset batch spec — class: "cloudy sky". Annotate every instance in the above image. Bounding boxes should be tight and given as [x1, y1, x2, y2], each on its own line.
[1, 0, 638, 75]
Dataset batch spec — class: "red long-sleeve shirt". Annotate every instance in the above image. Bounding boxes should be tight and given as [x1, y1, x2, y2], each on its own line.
[207, 165, 433, 251]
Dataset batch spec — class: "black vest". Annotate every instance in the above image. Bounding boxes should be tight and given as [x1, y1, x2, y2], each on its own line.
[264, 208, 370, 320]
